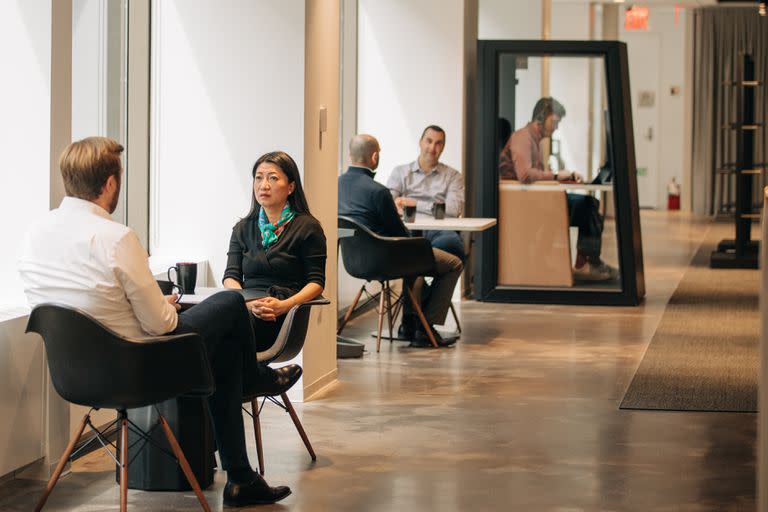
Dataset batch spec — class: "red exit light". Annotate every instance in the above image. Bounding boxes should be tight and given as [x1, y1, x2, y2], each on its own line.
[625, 6, 650, 31]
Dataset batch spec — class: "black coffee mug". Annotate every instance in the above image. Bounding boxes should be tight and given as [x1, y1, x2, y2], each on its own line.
[156, 279, 183, 302]
[403, 205, 417, 223]
[168, 262, 197, 295]
[431, 201, 446, 220]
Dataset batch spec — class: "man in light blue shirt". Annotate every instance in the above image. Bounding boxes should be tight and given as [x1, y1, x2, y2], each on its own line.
[388, 125, 466, 261]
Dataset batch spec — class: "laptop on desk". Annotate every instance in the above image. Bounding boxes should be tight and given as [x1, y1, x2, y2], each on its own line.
[591, 166, 613, 185]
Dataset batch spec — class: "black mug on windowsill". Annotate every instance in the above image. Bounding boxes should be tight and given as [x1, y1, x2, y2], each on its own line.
[168, 262, 197, 295]
[157, 280, 183, 303]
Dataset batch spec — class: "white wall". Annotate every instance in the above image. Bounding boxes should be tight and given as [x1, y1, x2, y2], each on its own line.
[551, 3, 591, 175]
[357, 0, 465, 188]
[479, 0, 541, 39]
[347, 0, 469, 310]
[0, 0, 52, 309]
[479, 0, 542, 131]
[0, 0, 51, 476]
[0, 318, 45, 477]
[620, 7, 687, 208]
[150, 0, 305, 284]
[479, 0, 593, 175]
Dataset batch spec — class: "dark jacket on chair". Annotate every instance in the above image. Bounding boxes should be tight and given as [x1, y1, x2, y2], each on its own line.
[338, 166, 409, 238]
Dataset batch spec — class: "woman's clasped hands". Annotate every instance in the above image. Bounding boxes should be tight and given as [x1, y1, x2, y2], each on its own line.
[248, 296, 293, 321]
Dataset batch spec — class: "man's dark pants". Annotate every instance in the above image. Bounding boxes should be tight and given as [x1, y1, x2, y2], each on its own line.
[566, 194, 603, 259]
[424, 230, 466, 262]
[172, 290, 268, 473]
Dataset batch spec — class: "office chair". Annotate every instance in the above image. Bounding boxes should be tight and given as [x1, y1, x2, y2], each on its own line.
[26, 303, 214, 512]
[336, 216, 439, 351]
[242, 297, 330, 475]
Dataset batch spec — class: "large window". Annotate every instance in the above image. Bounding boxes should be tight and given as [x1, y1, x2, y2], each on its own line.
[72, 0, 128, 223]
[0, 0, 128, 310]
[0, 1, 54, 309]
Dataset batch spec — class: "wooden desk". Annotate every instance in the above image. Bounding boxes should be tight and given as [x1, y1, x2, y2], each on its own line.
[499, 182, 613, 193]
[176, 287, 267, 310]
[404, 215, 497, 232]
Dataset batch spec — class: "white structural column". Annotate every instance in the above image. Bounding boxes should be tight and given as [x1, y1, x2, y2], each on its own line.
[45, 0, 74, 479]
[302, 0, 340, 400]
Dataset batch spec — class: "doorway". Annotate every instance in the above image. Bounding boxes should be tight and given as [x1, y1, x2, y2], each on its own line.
[623, 32, 661, 208]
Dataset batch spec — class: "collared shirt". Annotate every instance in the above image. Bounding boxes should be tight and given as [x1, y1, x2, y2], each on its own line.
[18, 197, 178, 338]
[387, 160, 464, 217]
[499, 122, 552, 183]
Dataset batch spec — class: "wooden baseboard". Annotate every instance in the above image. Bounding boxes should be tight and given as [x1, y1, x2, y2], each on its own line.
[303, 368, 338, 402]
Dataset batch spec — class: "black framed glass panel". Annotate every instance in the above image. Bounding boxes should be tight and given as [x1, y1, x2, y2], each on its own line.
[473, 41, 645, 306]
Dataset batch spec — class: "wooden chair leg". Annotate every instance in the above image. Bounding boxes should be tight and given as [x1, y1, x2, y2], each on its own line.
[158, 415, 212, 512]
[119, 417, 128, 512]
[35, 413, 89, 512]
[281, 393, 316, 461]
[337, 284, 365, 335]
[450, 302, 462, 333]
[376, 283, 386, 352]
[384, 281, 394, 342]
[391, 293, 403, 329]
[405, 286, 439, 348]
[251, 399, 265, 475]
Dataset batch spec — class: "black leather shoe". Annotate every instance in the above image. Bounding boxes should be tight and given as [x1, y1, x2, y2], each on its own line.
[409, 327, 455, 348]
[223, 475, 291, 507]
[246, 364, 302, 398]
[397, 323, 415, 340]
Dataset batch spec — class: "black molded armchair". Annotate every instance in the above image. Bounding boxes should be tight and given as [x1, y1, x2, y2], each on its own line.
[337, 216, 439, 350]
[242, 297, 330, 475]
[26, 304, 214, 512]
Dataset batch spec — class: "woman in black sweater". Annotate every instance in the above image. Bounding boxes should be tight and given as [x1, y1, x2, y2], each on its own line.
[223, 151, 326, 350]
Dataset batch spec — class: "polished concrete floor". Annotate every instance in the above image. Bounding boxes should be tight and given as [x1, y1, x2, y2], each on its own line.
[0, 211, 756, 511]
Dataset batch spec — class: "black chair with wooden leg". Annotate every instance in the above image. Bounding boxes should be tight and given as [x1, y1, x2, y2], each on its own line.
[336, 216, 439, 351]
[25, 304, 214, 512]
[242, 297, 330, 475]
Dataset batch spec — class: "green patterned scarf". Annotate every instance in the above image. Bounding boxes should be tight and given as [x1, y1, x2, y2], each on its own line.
[258, 204, 295, 249]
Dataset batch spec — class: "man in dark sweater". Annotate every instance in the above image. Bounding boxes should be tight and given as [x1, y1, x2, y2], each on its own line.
[338, 134, 463, 347]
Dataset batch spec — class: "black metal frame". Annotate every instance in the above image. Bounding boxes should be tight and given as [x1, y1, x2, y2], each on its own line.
[710, 53, 762, 269]
[473, 40, 645, 306]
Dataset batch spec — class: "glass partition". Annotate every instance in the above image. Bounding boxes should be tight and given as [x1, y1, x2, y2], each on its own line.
[473, 41, 644, 306]
[496, 54, 620, 292]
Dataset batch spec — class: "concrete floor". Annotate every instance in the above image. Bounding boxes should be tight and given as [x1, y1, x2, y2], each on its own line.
[0, 211, 756, 511]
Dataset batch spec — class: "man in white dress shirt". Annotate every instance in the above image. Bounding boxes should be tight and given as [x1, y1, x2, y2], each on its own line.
[388, 125, 466, 261]
[388, 126, 466, 340]
[18, 137, 294, 507]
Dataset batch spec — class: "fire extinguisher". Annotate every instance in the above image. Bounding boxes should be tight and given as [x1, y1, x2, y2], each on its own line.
[667, 177, 681, 210]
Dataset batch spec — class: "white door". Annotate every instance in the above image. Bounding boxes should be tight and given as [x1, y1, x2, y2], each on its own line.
[622, 32, 661, 208]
